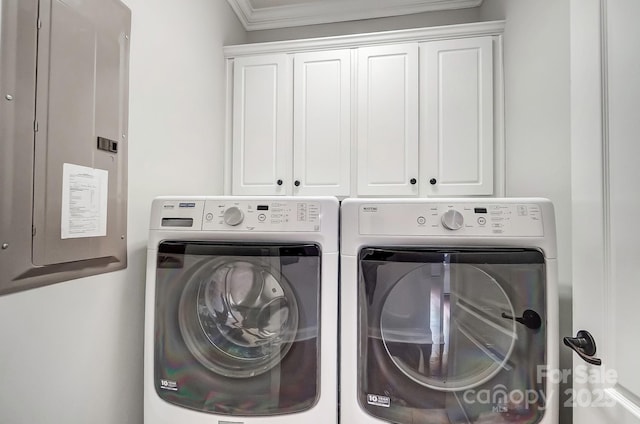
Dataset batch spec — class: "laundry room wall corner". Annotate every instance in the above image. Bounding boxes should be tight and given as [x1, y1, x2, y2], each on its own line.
[480, 1, 572, 423]
[0, 1, 247, 423]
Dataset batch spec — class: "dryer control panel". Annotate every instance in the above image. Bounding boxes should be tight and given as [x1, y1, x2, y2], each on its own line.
[152, 199, 322, 232]
[359, 202, 544, 237]
[202, 199, 321, 232]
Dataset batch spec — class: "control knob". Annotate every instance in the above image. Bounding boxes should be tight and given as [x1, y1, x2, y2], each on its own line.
[441, 209, 464, 230]
[223, 206, 244, 226]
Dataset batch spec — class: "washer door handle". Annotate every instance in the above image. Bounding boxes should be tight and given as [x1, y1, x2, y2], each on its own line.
[502, 309, 542, 330]
[563, 330, 602, 366]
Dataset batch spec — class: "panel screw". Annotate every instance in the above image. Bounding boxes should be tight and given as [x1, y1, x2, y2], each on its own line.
[1, 243, 8, 249]
[5, 94, 13, 101]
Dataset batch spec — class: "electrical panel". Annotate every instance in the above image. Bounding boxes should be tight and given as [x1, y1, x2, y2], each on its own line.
[0, 0, 131, 295]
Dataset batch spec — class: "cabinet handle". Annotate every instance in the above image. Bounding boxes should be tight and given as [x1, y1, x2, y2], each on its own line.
[410, 178, 417, 185]
[277, 179, 283, 186]
[430, 178, 437, 185]
[294, 180, 301, 187]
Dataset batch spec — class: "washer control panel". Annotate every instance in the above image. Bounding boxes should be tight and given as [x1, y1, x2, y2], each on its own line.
[359, 202, 544, 237]
[202, 199, 321, 232]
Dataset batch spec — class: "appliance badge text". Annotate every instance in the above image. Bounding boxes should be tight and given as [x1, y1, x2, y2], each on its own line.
[367, 393, 390, 408]
[159, 379, 178, 391]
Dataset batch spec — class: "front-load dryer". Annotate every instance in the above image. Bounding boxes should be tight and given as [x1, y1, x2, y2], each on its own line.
[144, 196, 339, 424]
[340, 198, 559, 424]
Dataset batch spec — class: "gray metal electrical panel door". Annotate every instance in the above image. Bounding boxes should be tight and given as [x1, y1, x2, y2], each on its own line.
[0, 0, 130, 295]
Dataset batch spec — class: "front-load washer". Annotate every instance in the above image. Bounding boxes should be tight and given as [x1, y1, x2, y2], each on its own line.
[144, 196, 339, 424]
[340, 198, 559, 424]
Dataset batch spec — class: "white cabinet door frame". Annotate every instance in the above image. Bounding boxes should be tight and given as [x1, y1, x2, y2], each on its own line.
[420, 36, 494, 196]
[356, 43, 419, 196]
[293, 50, 351, 196]
[232, 54, 292, 195]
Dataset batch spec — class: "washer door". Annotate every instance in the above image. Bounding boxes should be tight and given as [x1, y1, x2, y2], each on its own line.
[359, 248, 548, 424]
[179, 258, 299, 379]
[154, 242, 321, 416]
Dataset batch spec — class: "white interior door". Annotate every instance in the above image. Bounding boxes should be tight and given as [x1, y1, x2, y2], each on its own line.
[570, 0, 640, 422]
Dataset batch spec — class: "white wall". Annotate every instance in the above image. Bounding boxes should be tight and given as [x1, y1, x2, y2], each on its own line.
[0, 1, 574, 423]
[0, 1, 245, 423]
[479, 1, 573, 423]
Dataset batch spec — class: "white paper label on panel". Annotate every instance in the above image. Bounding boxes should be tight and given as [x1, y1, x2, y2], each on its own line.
[61, 163, 109, 239]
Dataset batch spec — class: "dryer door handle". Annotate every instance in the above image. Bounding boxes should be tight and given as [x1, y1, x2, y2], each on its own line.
[502, 309, 542, 330]
[563, 330, 602, 366]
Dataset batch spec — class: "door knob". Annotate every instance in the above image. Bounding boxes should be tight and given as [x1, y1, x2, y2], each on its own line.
[502, 309, 542, 330]
[276, 179, 283, 186]
[563, 330, 602, 366]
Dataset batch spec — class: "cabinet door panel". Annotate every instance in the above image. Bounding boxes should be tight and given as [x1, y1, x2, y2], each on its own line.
[294, 50, 351, 196]
[420, 37, 494, 196]
[357, 44, 419, 196]
[232, 54, 291, 195]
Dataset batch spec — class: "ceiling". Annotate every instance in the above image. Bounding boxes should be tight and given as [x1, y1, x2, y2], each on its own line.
[226, 0, 484, 31]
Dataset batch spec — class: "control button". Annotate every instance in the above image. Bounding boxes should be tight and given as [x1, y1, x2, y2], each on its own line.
[477, 217, 487, 225]
[518, 205, 528, 216]
[223, 206, 244, 226]
[205, 212, 214, 221]
[441, 209, 464, 230]
[417, 216, 426, 225]
[258, 213, 266, 222]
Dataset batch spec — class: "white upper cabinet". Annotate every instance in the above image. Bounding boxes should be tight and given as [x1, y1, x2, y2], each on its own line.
[293, 50, 351, 196]
[230, 50, 352, 196]
[225, 21, 504, 198]
[356, 44, 419, 196]
[232, 54, 291, 195]
[419, 36, 494, 196]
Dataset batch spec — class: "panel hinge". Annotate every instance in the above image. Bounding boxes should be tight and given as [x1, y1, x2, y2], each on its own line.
[33, 120, 39, 132]
[37, 19, 42, 30]
[32, 226, 36, 237]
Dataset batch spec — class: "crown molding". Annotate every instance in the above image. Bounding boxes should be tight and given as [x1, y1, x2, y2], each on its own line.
[224, 20, 503, 57]
[227, 0, 484, 31]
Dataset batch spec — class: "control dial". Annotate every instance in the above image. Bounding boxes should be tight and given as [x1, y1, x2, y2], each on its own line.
[441, 209, 464, 230]
[223, 206, 244, 226]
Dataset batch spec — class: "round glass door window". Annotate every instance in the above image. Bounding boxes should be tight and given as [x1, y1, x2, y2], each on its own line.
[380, 263, 517, 392]
[178, 258, 299, 378]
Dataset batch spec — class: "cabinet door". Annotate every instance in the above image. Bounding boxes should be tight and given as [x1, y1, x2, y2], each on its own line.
[420, 37, 494, 196]
[357, 44, 419, 196]
[293, 50, 351, 196]
[232, 54, 292, 195]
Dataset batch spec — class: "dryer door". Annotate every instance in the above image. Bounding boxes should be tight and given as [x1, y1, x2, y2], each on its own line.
[154, 241, 321, 416]
[359, 248, 548, 424]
